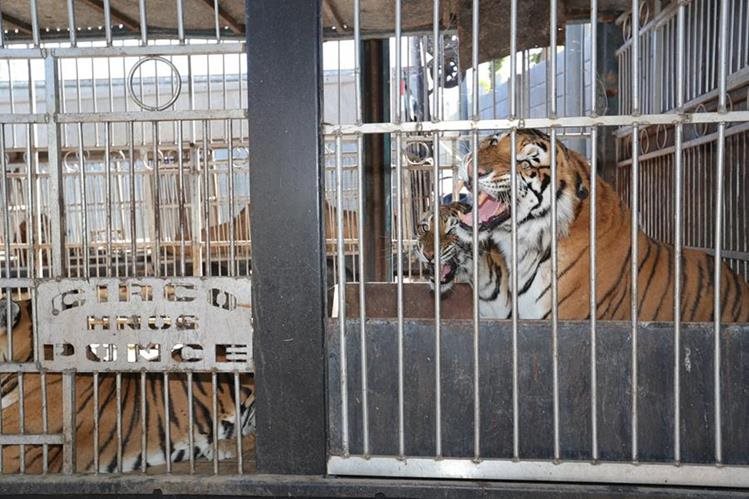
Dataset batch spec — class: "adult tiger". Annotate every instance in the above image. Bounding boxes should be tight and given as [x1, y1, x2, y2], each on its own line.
[460, 129, 749, 321]
[0, 298, 255, 473]
[415, 202, 512, 319]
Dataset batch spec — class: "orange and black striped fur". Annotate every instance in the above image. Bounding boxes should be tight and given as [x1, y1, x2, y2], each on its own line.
[463, 129, 749, 321]
[416, 203, 512, 319]
[0, 298, 255, 473]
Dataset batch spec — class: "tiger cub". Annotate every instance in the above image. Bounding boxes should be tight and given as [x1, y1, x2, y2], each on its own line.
[416, 202, 512, 319]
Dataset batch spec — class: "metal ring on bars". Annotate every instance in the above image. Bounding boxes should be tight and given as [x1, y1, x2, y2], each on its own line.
[639, 127, 650, 154]
[694, 103, 709, 136]
[639, 0, 650, 26]
[63, 150, 90, 173]
[110, 150, 128, 171]
[655, 124, 668, 150]
[232, 146, 250, 166]
[143, 148, 166, 170]
[127, 56, 183, 112]
[404, 140, 431, 166]
[595, 77, 609, 115]
[622, 15, 631, 40]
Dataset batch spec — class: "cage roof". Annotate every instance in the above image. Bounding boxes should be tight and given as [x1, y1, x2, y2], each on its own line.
[1, 0, 630, 66]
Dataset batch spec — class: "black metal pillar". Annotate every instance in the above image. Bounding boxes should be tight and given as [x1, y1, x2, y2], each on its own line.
[246, 0, 326, 475]
[361, 39, 391, 282]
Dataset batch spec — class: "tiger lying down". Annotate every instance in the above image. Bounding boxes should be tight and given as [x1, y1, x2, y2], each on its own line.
[417, 129, 749, 322]
[0, 299, 256, 473]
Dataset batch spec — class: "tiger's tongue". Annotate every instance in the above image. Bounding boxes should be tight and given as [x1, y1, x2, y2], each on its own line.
[461, 192, 504, 226]
[440, 263, 452, 280]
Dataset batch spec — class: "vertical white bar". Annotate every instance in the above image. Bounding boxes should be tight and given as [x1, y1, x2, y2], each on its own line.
[471, 0, 481, 462]
[40, 371, 48, 473]
[66, 0, 77, 46]
[103, 0, 112, 45]
[549, 0, 558, 116]
[510, 130, 519, 459]
[631, 0, 640, 114]
[433, 132, 442, 458]
[433, 0, 440, 119]
[213, 0, 221, 42]
[1, 126, 12, 359]
[30, 0, 40, 46]
[62, 372, 76, 474]
[714, 0, 730, 465]
[589, 0, 599, 463]
[234, 372, 243, 474]
[352, 0, 369, 457]
[629, 0, 641, 464]
[394, 0, 406, 459]
[77, 123, 89, 278]
[335, 134, 349, 456]
[104, 123, 113, 276]
[177, 123, 187, 276]
[138, 0, 148, 45]
[44, 56, 63, 278]
[510, 0, 517, 118]
[630, 124, 639, 463]
[211, 372, 219, 474]
[139, 372, 146, 472]
[18, 373, 25, 473]
[128, 122, 137, 276]
[116, 373, 123, 473]
[202, 121, 211, 276]
[673, 0, 686, 464]
[164, 372, 171, 473]
[187, 371, 195, 474]
[228, 121, 236, 276]
[152, 124, 161, 277]
[176, 0, 185, 43]
[93, 372, 99, 473]
[550, 128, 560, 461]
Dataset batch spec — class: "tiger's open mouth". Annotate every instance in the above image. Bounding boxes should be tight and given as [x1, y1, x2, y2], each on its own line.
[426, 260, 457, 292]
[460, 191, 511, 229]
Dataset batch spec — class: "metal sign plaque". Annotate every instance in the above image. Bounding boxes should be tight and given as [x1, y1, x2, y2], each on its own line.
[37, 278, 253, 372]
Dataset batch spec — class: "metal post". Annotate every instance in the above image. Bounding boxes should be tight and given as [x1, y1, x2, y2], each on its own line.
[247, 0, 326, 474]
[44, 55, 64, 278]
[361, 40, 391, 282]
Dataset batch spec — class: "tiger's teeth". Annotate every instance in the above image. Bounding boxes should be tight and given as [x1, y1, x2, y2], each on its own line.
[478, 192, 489, 206]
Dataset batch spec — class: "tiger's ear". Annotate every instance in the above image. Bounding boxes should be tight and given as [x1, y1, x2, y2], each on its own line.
[0, 299, 20, 330]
